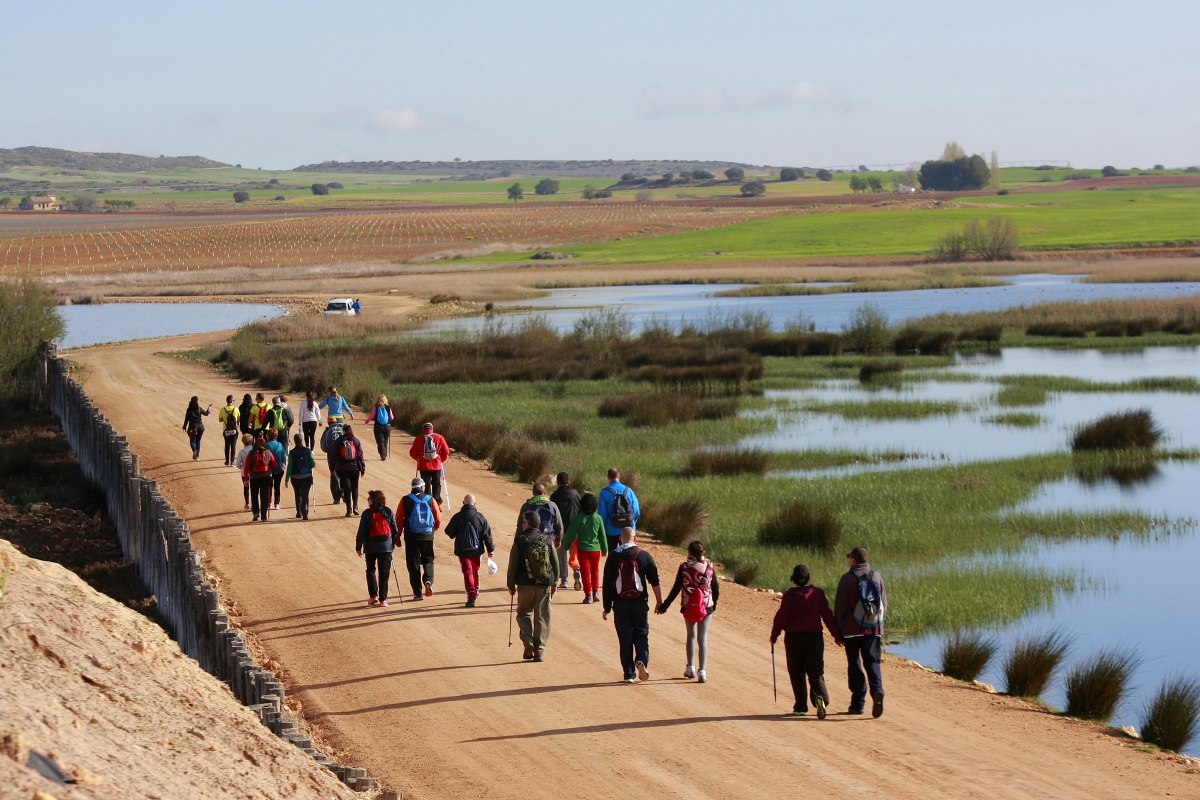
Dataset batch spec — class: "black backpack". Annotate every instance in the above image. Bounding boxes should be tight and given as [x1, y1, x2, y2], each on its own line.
[607, 486, 634, 528]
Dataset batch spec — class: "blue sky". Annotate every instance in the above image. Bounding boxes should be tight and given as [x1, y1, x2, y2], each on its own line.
[3, 1, 1197, 169]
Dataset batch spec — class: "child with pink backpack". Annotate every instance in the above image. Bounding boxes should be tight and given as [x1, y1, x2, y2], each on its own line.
[656, 541, 719, 683]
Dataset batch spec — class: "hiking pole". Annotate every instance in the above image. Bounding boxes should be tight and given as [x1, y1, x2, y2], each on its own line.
[771, 642, 778, 704]
[507, 594, 515, 647]
[391, 561, 403, 605]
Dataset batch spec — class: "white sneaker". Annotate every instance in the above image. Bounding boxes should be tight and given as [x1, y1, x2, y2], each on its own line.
[635, 661, 649, 682]
[697, 670, 707, 684]
[683, 665, 695, 679]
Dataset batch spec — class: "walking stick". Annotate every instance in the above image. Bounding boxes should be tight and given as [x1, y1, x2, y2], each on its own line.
[771, 642, 778, 704]
[391, 561, 403, 605]
[508, 594, 515, 647]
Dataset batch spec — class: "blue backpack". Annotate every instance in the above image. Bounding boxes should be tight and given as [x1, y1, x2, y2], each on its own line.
[376, 406, 391, 425]
[853, 570, 883, 628]
[406, 493, 434, 534]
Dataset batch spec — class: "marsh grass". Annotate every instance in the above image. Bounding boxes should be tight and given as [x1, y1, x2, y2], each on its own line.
[986, 412, 1043, 427]
[911, 296, 1200, 339]
[523, 421, 579, 444]
[804, 398, 970, 420]
[490, 436, 552, 482]
[858, 359, 903, 382]
[598, 393, 738, 427]
[940, 630, 999, 682]
[639, 497, 708, 546]
[893, 328, 957, 356]
[683, 448, 768, 477]
[1140, 676, 1200, 753]
[731, 561, 760, 586]
[1072, 409, 1163, 451]
[1065, 649, 1140, 722]
[1002, 630, 1072, 699]
[757, 500, 843, 552]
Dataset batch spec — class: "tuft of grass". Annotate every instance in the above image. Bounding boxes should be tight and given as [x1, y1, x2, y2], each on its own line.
[1065, 648, 1140, 722]
[758, 500, 843, 552]
[683, 448, 768, 477]
[639, 497, 708, 546]
[1140, 676, 1200, 753]
[731, 561, 760, 586]
[996, 384, 1049, 407]
[1002, 630, 1071, 699]
[893, 328, 956, 356]
[986, 412, 1042, 427]
[859, 359, 903, 382]
[940, 630, 998, 682]
[489, 436, 552, 483]
[1072, 409, 1163, 452]
[522, 420, 579, 444]
[805, 398, 969, 420]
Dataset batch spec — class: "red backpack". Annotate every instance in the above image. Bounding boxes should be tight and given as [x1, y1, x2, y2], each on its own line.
[340, 438, 358, 461]
[680, 560, 713, 623]
[615, 548, 644, 599]
[368, 509, 392, 539]
[248, 448, 272, 476]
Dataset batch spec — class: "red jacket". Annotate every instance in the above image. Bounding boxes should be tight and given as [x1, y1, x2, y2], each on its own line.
[241, 448, 277, 482]
[409, 432, 450, 471]
[770, 585, 841, 644]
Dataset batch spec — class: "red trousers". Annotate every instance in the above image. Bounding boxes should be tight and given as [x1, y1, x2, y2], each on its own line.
[459, 555, 481, 599]
[577, 549, 602, 595]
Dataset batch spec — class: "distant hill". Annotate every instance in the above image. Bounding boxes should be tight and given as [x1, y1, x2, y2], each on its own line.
[292, 159, 761, 178]
[0, 146, 230, 173]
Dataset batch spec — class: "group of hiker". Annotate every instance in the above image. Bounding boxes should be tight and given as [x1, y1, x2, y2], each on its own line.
[186, 389, 888, 712]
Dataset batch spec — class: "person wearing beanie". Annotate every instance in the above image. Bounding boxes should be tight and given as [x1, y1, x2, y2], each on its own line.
[770, 564, 842, 718]
[834, 547, 887, 718]
[401, 476, 441, 601]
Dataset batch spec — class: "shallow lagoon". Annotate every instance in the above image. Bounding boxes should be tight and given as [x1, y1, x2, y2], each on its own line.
[59, 302, 283, 349]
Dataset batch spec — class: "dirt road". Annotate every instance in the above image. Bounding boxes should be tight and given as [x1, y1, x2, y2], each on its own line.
[72, 332, 1197, 800]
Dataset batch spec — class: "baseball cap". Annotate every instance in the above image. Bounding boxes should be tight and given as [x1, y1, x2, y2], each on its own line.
[411, 477, 425, 490]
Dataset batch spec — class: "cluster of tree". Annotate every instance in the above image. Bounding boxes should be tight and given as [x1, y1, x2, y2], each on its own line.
[815, 169, 833, 181]
[918, 154, 990, 191]
[534, 178, 559, 195]
[581, 185, 613, 200]
[0, 197, 11, 209]
[233, 190, 251, 203]
[1101, 166, 1121, 178]
[0, 278, 64, 403]
[103, 199, 135, 212]
[311, 183, 330, 196]
[779, 167, 805, 181]
[848, 175, 885, 193]
[740, 181, 766, 197]
[724, 167, 745, 181]
[70, 195, 98, 211]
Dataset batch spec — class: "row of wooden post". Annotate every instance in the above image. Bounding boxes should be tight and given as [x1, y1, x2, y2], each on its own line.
[42, 343, 396, 799]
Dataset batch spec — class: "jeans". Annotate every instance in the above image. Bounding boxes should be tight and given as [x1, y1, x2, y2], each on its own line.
[337, 470, 360, 511]
[271, 472, 284, 506]
[291, 475, 312, 518]
[459, 555, 481, 598]
[223, 431, 238, 464]
[844, 636, 884, 709]
[374, 423, 391, 459]
[577, 549, 601, 595]
[249, 475, 272, 519]
[189, 429, 204, 455]
[686, 612, 713, 671]
[365, 552, 393, 601]
[302, 421, 318, 449]
[405, 537, 435, 595]
[785, 630, 830, 712]
[516, 585, 553, 653]
[419, 469, 444, 506]
[612, 598, 650, 679]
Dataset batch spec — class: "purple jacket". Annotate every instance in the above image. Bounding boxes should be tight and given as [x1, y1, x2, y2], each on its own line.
[333, 435, 366, 474]
[771, 585, 840, 643]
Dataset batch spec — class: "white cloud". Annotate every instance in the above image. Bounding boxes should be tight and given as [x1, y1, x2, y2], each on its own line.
[367, 107, 428, 134]
[639, 82, 833, 117]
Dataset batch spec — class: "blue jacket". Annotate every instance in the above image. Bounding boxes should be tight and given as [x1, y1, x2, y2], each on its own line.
[356, 506, 399, 554]
[597, 481, 640, 540]
[318, 394, 353, 418]
[266, 440, 287, 474]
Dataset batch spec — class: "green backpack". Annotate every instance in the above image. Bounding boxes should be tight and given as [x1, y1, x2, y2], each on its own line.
[524, 533, 555, 585]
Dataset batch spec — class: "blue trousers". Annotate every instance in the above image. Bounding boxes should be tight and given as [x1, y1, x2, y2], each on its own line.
[844, 636, 884, 709]
[612, 599, 650, 680]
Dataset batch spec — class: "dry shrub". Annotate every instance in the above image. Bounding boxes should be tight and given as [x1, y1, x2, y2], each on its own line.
[429, 293, 461, 304]
[758, 500, 843, 552]
[894, 328, 956, 355]
[523, 421, 579, 444]
[490, 436, 552, 482]
[1072, 409, 1162, 451]
[1026, 322, 1087, 338]
[683, 448, 768, 477]
[639, 498, 708, 546]
[390, 396, 427, 432]
[437, 416, 505, 460]
[731, 561, 760, 586]
[957, 325, 1002, 344]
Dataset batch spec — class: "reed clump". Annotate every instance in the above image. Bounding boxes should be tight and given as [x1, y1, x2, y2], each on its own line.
[522, 421, 579, 444]
[683, 448, 768, 477]
[1002, 630, 1070, 699]
[1072, 409, 1162, 452]
[892, 328, 956, 356]
[859, 359, 903, 382]
[1140, 676, 1200, 753]
[598, 393, 737, 427]
[1064, 649, 1139, 722]
[940, 630, 998, 682]
[490, 436, 552, 483]
[731, 560, 760, 586]
[639, 497, 708, 546]
[758, 500, 843, 552]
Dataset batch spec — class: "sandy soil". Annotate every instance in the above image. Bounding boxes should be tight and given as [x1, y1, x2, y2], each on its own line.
[69, 333, 1200, 800]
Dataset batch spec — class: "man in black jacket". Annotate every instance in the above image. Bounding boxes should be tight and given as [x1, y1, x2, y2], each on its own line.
[549, 472, 581, 591]
[507, 510, 559, 661]
[445, 493, 494, 608]
[602, 528, 662, 683]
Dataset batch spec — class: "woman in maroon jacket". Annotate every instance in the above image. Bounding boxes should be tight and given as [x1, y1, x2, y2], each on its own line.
[770, 564, 843, 718]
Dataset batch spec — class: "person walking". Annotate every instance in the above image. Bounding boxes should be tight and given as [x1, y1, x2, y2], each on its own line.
[352, 298, 363, 315]
[356, 490, 399, 607]
[320, 416, 345, 504]
[517, 483, 565, 588]
[409, 422, 450, 506]
[562, 492, 606, 603]
[277, 395, 295, 444]
[597, 468, 640, 552]
[284, 433, 316, 520]
[182, 396, 212, 461]
[218, 395, 241, 466]
[234, 433, 254, 509]
[250, 392, 271, 435]
[265, 397, 288, 442]
[834, 547, 887, 718]
[299, 391, 321, 449]
[333, 424, 366, 516]
[237, 393, 256, 437]
[602, 528, 661, 683]
[242, 436, 277, 522]
[657, 541, 719, 683]
[550, 472, 581, 590]
[401, 477, 441, 600]
[507, 510, 559, 661]
[771, 565, 842, 718]
[366, 395, 393, 461]
[318, 386, 354, 422]
[265, 429, 288, 512]
[444, 493, 494, 607]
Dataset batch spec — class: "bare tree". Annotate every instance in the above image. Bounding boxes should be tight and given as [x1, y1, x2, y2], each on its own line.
[990, 151, 1001, 190]
[942, 142, 966, 161]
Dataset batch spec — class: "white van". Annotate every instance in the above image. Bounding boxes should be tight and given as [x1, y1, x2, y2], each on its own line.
[324, 297, 357, 315]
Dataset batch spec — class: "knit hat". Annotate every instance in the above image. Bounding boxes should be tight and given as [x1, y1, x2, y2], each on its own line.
[791, 565, 811, 585]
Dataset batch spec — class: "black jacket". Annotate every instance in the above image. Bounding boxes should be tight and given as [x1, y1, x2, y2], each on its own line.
[550, 485, 581, 529]
[506, 528, 560, 588]
[355, 506, 399, 554]
[602, 545, 660, 612]
[183, 406, 209, 433]
[445, 505, 494, 558]
[238, 399, 255, 434]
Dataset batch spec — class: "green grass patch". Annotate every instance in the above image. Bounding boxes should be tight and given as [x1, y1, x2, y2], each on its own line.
[986, 412, 1043, 427]
[803, 398, 971, 420]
